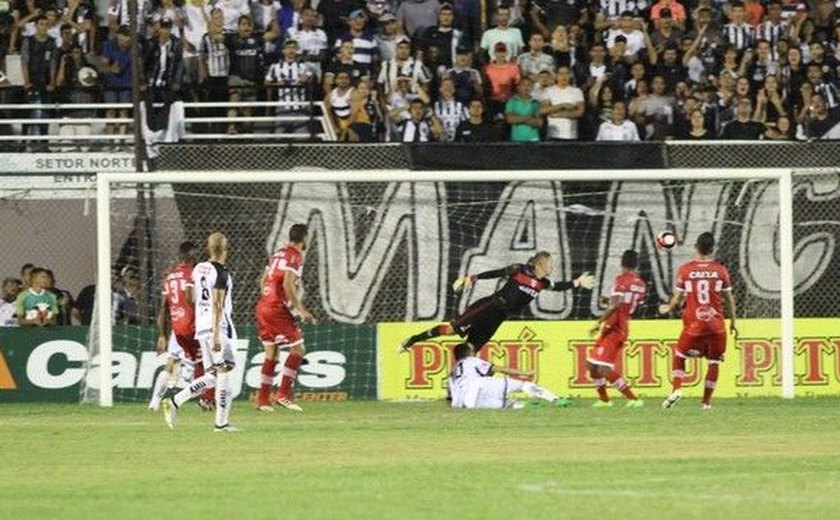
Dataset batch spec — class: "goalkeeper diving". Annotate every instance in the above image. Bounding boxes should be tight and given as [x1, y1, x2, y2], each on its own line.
[400, 251, 594, 353]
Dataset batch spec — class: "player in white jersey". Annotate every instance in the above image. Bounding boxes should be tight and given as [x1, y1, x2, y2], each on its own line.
[448, 344, 569, 409]
[163, 232, 239, 432]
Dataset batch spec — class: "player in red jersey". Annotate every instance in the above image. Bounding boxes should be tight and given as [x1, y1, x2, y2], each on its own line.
[587, 250, 647, 408]
[255, 223, 316, 412]
[148, 242, 214, 411]
[659, 232, 738, 410]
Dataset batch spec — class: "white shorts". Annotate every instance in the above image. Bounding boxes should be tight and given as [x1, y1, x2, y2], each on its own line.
[166, 332, 184, 360]
[198, 335, 235, 371]
[461, 377, 525, 409]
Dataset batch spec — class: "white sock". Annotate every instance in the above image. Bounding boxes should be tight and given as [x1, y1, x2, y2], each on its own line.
[174, 373, 216, 408]
[214, 371, 231, 427]
[149, 370, 171, 409]
[522, 381, 559, 402]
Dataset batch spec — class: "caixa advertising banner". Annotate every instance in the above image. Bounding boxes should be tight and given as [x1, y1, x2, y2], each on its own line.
[0, 324, 376, 402]
[378, 319, 840, 400]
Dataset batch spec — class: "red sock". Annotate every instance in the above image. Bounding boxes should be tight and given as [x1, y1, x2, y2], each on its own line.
[703, 363, 720, 405]
[606, 370, 637, 400]
[672, 355, 686, 392]
[258, 358, 277, 406]
[589, 368, 609, 402]
[277, 352, 303, 400]
[194, 363, 215, 403]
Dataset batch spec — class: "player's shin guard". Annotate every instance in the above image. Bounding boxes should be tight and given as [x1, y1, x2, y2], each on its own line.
[174, 373, 216, 408]
[702, 362, 720, 406]
[149, 369, 170, 409]
[215, 371, 232, 427]
[258, 358, 277, 406]
[606, 370, 637, 400]
[671, 355, 687, 392]
[277, 352, 302, 399]
[521, 381, 559, 403]
[589, 368, 609, 402]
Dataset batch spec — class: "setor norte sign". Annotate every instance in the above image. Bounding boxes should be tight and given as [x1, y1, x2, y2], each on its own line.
[378, 319, 840, 400]
[0, 324, 376, 402]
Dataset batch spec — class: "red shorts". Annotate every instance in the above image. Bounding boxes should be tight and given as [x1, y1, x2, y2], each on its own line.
[676, 330, 727, 362]
[587, 331, 626, 368]
[256, 306, 303, 348]
[175, 334, 201, 361]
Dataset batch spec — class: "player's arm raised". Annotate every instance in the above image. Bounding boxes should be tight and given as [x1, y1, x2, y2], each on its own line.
[590, 293, 621, 337]
[550, 272, 595, 291]
[658, 290, 684, 315]
[724, 290, 738, 337]
[452, 266, 511, 292]
[283, 270, 315, 323]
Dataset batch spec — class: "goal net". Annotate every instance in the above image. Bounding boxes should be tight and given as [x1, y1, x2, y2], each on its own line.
[84, 169, 830, 406]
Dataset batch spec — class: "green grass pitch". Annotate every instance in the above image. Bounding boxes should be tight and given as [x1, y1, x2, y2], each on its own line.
[3, 398, 839, 519]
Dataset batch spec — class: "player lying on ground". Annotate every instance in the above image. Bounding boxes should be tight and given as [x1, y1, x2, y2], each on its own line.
[255, 223, 316, 412]
[400, 251, 594, 353]
[149, 241, 215, 412]
[163, 232, 239, 432]
[658, 232, 738, 410]
[448, 343, 569, 409]
[587, 250, 647, 408]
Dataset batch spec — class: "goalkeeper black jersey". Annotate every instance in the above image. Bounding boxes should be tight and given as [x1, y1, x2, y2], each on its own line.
[475, 263, 575, 314]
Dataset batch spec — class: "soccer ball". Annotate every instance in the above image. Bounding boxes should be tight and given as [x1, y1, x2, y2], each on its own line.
[655, 231, 677, 250]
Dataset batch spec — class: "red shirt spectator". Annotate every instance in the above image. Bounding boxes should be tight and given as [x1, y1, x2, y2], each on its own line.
[650, 0, 686, 23]
[484, 42, 521, 104]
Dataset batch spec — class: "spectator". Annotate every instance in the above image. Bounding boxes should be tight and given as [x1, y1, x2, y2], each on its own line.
[44, 269, 73, 325]
[484, 41, 521, 120]
[765, 114, 794, 140]
[54, 43, 98, 141]
[587, 79, 616, 135]
[214, 0, 250, 33]
[386, 72, 428, 139]
[277, 0, 305, 36]
[21, 15, 56, 148]
[683, 7, 723, 82]
[624, 61, 647, 99]
[145, 19, 183, 104]
[480, 6, 524, 62]
[606, 12, 647, 60]
[377, 35, 430, 98]
[654, 44, 686, 94]
[638, 74, 675, 139]
[532, 0, 588, 37]
[757, 74, 787, 125]
[0, 1, 14, 64]
[801, 92, 840, 139]
[742, 0, 765, 28]
[596, 100, 641, 141]
[681, 107, 715, 139]
[0, 278, 21, 327]
[805, 62, 839, 109]
[444, 46, 481, 104]
[421, 3, 461, 69]
[782, 46, 806, 110]
[199, 8, 231, 132]
[345, 78, 381, 141]
[113, 270, 141, 325]
[227, 15, 264, 134]
[324, 39, 371, 95]
[651, 0, 687, 25]
[334, 9, 379, 69]
[807, 41, 839, 86]
[541, 65, 584, 140]
[745, 39, 778, 92]
[108, 0, 153, 38]
[100, 25, 132, 142]
[505, 77, 542, 142]
[74, 282, 95, 325]
[517, 32, 554, 81]
[650, 9, 684, 52]
[723, 2, 755, 52]
[265, 38, 314, 135]
[433, 77, 466, 141]
[288, 6, 328, 81]
[19, 263, 34, 290]
[531, 67, 554, 102]
[396, 0, 441, 40]
[182, 0, 209, 99]
[401, 98, 442, 141]
[758, 1, 787, 51]
[318, 0, 361, 42]
[721, 98, 765, 139]
[250, 0, 279, 57]
[375, 13, 403, 62]
[16, 267, 58, 327]
[456, 98, 495, 141]
[326, 69, 354, 134]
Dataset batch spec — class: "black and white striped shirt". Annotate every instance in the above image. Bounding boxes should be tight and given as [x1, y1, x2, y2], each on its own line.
[756, 21, 787, 50]
[377, 57, 431, 95]
[402, 118, 432, 142]
[201, 33, 230, 78]
[599, 0, 647, 19]
[265, 60, 312, 108]
[329, 86, 353, 121]
[723, 23, 755, 51]
[815, 82, 840, 109]
[433, 99, 467, 142]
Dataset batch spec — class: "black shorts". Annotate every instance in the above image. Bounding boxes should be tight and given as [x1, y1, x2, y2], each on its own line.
[450, 296, 506, 352]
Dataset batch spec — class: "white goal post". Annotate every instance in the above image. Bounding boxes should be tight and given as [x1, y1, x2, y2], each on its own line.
[94, 168, 796, 406]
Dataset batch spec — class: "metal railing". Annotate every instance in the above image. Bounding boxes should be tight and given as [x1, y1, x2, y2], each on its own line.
[0, 99, 337, 148]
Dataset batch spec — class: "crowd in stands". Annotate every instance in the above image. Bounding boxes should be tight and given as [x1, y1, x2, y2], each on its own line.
[0, 262, 138, 327]
[1, 0, 840, 143]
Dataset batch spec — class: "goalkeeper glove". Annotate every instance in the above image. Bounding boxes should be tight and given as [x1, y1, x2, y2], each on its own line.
[574, 272, 595, 290]
[452, 275, 475, 293]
